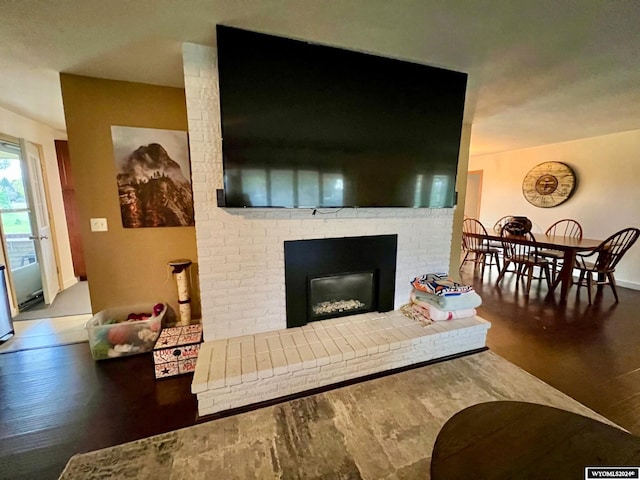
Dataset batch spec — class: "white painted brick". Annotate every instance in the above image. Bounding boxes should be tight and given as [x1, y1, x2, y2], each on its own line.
[284, 348, 303, 371]
[225, 357, 242, 386]
[314, 328, 330, 341]
[325, 326, 342, 340]
[227, 342, 241, 359]
[255, 334, 269, 355]
[344, 336, 368, 358]
[303, 330, 320, 344]
[241, 355, 258, 382]
[256, 352, 274, 379]
[292, 331, 308, 347]
[320, 338, 343, 362]
[297, 344, 317, 369]
[270, 349, 289, 375]
[320, 360, 347, 372]
[345, 322, 366, 336]
[267, 335, 283, 351]
[191, 344, 213, 393]
[279, 333, 295, 349]
[357, 333, 380, 356]
[336, 324, 353, 338]
[333, 337, 355, 360]
[198, 395, 214, 409]
[309, 341, 330, 366]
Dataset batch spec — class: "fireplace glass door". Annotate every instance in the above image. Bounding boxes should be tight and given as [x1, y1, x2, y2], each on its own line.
[308, 271, 375, 321]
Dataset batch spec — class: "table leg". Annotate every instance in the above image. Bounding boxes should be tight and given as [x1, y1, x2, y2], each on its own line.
[548, 249, 576, 304]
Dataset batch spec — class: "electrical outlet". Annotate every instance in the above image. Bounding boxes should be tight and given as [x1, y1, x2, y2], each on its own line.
[90, 218, 108, 232]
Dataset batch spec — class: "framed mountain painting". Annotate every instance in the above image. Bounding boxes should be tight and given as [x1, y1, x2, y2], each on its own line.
[111, 126, 194, 228]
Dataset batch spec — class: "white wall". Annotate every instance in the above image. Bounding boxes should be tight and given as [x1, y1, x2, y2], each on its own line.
[469, 129, 640, 288]
[182, 43, 458, 341]
[0, 106, 76, 312]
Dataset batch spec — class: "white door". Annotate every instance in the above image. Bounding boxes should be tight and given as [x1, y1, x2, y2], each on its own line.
[21, 140, 58, 305]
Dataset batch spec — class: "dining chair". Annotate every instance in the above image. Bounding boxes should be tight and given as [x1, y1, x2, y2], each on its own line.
[539, 219, 583, 282]
[574, 227, 640, 304]
[488, 215, 513, 247]
[493, 216, 512, 232]
[489, 215, 523, 272]
[460, 218, 502, 276]
[495, 229, 552, 295]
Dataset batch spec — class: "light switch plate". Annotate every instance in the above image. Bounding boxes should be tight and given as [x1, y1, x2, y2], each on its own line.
[90, 218, 108, 232]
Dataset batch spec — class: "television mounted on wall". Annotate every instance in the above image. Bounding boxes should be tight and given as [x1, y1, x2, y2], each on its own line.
[216, 25, 468, 208]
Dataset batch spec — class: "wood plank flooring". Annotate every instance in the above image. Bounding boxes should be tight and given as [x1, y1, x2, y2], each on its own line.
[0, 346, 197, 480]
[461, 263, 640, 434]
[2, 266, 640, 479]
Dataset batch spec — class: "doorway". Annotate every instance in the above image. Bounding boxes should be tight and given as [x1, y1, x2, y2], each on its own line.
[0, 137, 59, 312]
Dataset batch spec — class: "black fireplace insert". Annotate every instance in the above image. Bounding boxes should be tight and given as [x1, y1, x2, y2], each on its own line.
[284, 235, 397, 328]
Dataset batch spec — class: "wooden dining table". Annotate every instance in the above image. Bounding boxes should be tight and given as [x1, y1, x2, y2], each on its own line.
[468, 230, 603, 304]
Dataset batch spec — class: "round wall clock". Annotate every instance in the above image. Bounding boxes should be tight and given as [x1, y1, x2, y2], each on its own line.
[522, 161, 576, 208]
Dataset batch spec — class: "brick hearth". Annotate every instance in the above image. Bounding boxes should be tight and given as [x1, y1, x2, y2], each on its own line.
[192, 312, 490, 417]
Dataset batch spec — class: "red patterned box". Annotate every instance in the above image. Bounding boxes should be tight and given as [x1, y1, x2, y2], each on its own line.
[153, 324, 203, 378]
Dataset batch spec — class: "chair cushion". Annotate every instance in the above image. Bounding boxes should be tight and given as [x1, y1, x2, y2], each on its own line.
[576, 260, 599, 272]
[511, 254, 549, 265]
[473, 246, 501, 254]
[539, 249, 564, 259]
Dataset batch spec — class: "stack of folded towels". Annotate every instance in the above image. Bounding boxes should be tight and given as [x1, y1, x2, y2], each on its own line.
[407, 272, 481, 323]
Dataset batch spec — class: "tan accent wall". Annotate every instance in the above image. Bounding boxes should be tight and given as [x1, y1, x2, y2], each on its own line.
[60, 74, 200, 315]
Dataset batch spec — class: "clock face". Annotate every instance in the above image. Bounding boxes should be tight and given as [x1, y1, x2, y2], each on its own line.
[522, 162, 576, 208]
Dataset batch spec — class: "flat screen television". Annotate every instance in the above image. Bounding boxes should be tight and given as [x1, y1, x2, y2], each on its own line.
[216, 25, 468, 208]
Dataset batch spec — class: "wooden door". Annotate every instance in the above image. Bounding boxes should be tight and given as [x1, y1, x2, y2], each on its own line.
[55, 140, 87, 280]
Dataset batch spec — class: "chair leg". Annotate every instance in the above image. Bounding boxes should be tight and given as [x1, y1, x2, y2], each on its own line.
[608, 273, 619, 302]
[473, 253, 482, 272]
[516, 264, 525, 284]
[542, 264, 551, 289]
[525, 266, 533, 296]
[587, 272, 593, 305]
[576, 270, 585, 299]
[460, 252, 471, 271]
[496, 260, 510, 286]
[493, 252, 501, 273]
[520, 264, 527, 286]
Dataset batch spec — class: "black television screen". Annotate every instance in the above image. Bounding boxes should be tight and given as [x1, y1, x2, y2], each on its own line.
[216, 25, 467, 208]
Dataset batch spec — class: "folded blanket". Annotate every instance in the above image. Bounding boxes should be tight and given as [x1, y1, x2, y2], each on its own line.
[410, 292, 477, 321]
[400, 303, 432, 326]
[411, 273, 474, 296]
[413, 288, 482, 310]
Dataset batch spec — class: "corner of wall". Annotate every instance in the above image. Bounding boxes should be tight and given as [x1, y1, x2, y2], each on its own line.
[448, 123, 472, 281]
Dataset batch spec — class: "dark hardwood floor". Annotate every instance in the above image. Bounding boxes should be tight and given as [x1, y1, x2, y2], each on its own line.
[461, 263, 640, 435]
[0, 347, 198, 480]
[1, 266, 640, 479]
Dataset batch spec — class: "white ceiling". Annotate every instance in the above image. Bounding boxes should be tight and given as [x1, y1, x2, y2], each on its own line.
[1, 0, 639, 156]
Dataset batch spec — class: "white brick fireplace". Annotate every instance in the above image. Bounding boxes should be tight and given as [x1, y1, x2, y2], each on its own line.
[182, 43, 456, 342]
[182, 43, 490, 416]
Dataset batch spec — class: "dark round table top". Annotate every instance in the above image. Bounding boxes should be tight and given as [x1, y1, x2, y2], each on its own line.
[431, 401, 640, 479]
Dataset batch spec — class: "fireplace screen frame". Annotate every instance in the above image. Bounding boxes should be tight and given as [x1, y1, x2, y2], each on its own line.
[284, 234, 397, 328]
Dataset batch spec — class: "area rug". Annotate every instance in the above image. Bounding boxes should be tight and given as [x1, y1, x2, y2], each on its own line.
[58, 351, 617, 480]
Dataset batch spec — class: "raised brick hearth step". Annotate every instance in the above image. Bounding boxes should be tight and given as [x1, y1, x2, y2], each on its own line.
[192, 311, 491, 417]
